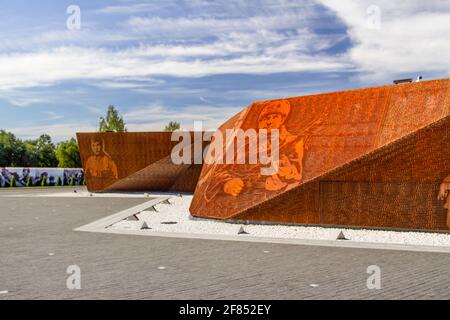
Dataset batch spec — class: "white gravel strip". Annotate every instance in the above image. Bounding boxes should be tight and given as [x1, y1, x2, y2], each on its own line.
[108, 194, 450, 248]
[8, 190, 177, 198]
[38, 191, 151, 198]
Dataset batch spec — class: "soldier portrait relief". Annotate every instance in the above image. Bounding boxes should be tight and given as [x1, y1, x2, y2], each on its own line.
[196, 99, 308, 217]
[221, 99, 304, 197]
[438, 175, 450, 229]
[85, 137, 118, 187]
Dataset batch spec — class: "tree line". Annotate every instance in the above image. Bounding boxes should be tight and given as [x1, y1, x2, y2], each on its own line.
[0, 131, 81, 168]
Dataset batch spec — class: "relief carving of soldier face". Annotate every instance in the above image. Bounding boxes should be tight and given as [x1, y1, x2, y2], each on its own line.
[257, 100, 290, 132]
[258, 113, 284, 131]
[437, 175, 450, 229]
[91, 140, 102, 156]
[438, 176, 450, 204]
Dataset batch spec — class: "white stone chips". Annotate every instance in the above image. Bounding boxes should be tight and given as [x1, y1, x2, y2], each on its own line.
[108, 194, 450, 248]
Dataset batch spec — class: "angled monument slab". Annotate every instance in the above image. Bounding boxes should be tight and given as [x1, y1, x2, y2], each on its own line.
[76, 132, 207, 192]
[190, 79, 450, 231]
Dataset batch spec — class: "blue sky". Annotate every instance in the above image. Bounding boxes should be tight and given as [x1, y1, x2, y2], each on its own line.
[0, 0, 449, 141]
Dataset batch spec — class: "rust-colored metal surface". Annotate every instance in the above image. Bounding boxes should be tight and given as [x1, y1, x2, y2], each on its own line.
[77, 132, 207, 192]
[190, 79, 450, 231]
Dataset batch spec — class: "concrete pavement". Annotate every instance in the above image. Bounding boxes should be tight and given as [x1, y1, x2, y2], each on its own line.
[0, 187, 449, 299]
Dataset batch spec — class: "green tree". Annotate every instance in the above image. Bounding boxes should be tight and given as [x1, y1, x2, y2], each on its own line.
[56, 138, 81, 168]
[23, 141, 39, 167]
[22, 135, 57, 167]
[41, 175, 47, 187]
[26, 177, 32, 187]
[35, 134, 58, 167]
[99, 105, 127, 132]
[164, 121, 180, 132]
[0, 130, 26, 166]
[0, 130, 60, 167]
[69, 176, 75, 186]
[56, 176, 62, 186]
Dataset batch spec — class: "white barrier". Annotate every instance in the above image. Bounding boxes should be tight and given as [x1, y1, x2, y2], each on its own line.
[0, 167, 83, 187]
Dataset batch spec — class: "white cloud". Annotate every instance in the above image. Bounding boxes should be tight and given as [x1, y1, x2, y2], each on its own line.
[84, 105, 104, 115]
[0, 96, 51, 107]
[42, 111, 64, 121]
[7, 122, 96, 141]
[0, 43, 349, 89]
[0, 88, 54, 107]
[318, 0, 450, 80]
[127, 14, 309, 37]
[94, 2, 174, 15]
[0, 0, 350, 90]
[124, 103, 242, 131]
[93, 78, 164, 89]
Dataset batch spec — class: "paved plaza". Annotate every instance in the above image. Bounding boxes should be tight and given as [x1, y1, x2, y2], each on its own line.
[0, 187, 449, 299]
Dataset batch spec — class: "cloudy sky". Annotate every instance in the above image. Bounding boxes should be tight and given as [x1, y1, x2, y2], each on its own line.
[0, 0, 449, 141]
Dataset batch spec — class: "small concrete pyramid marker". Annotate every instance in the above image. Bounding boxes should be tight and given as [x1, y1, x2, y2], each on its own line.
[337, 231, 349, 240]
[126, 214, 139, 221]
[238, 226, 249, 235]
[141, 221, 151, 230]
[161, 199, 171, 205]
[147, 206, 158, 212]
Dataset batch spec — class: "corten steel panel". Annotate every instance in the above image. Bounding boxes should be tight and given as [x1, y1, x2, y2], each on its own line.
[317, 117, 450, 230]
[233, 117, 450, 231]
[190, 79, 450, 231]
[77, 132, 207, 192]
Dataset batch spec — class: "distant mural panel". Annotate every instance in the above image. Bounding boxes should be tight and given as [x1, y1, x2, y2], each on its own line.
[0, 167, 83, 187]
[77, 132, 208, 192]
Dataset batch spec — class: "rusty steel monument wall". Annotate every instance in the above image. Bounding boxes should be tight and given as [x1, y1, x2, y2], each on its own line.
[190, 79, 450, 232]
[77, 131, 207, 192]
